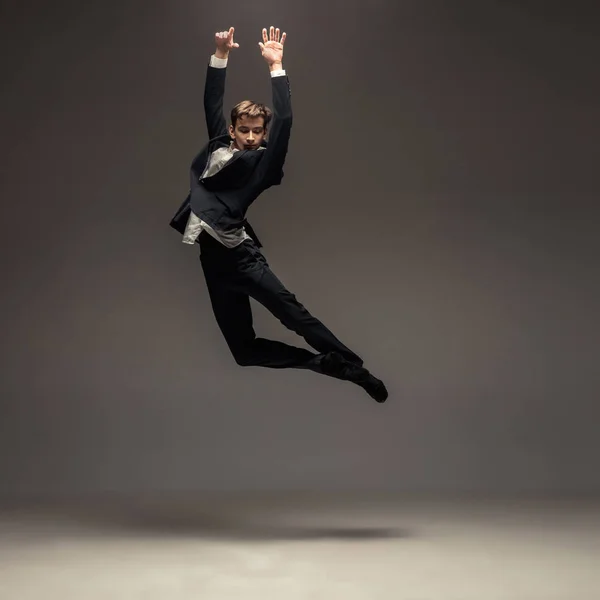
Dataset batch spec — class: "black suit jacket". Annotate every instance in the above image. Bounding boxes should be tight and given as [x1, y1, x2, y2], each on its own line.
[169, 64, 293, 247]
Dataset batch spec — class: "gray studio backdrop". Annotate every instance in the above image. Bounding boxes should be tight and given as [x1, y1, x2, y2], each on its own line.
[1, 0, 598, 498]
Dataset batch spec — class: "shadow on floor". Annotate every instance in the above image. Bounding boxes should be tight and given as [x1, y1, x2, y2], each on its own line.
[2, 501, 413, 542]
[93, 508, 411, 541]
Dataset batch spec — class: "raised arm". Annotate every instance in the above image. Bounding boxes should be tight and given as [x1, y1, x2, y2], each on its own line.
[204, 27, 239, 140]
[256, 26, 292, 186]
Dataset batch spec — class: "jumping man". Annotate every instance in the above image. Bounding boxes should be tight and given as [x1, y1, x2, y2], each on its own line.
[170, 26, 388, 403]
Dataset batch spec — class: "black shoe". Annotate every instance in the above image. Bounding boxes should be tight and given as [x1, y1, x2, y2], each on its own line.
[358, 374, 388, 403]
[320, 352, 388, 403]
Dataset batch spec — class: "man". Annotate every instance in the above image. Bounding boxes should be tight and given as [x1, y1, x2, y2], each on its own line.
[170, 26, 388, 403]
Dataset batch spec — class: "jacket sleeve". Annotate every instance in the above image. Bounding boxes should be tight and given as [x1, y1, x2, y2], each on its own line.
[204, 65, 228, 139]
[256, 75, 293, 186]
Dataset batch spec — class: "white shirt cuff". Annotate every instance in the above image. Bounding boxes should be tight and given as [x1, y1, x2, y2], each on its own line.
[270, 69, 286, 78]
[210, 55, 228, 68]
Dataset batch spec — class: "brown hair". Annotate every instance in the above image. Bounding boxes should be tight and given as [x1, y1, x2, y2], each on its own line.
[231, 100, 272, 130]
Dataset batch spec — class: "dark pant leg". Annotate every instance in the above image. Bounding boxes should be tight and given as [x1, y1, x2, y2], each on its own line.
[235, 241, 364, 367]
[201, 252, 317, 369]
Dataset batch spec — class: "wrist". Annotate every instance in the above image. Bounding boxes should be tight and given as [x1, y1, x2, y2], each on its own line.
[215, 49, 229, 60]
[269, 62, 283, 72]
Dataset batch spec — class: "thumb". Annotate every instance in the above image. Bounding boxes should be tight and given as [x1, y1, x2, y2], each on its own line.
[233, 43, 240, 48]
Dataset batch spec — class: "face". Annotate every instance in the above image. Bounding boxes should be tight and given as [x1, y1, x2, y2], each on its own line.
[229, 115, 267, 151]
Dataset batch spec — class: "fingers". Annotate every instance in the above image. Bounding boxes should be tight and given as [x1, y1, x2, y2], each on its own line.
[262, 26, 286, 44]
[215, 28, 234, 39]
[215, 27, 239, 49]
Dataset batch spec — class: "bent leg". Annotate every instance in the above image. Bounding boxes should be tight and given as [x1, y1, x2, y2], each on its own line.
[203, 267, 317, 369]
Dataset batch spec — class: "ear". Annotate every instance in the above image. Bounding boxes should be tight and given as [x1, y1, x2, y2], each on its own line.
[229, 124, 235, 139]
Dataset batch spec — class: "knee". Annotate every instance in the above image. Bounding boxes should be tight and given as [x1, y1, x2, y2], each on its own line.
[231, 346, 255, 367]
[234, 354, 254, 367]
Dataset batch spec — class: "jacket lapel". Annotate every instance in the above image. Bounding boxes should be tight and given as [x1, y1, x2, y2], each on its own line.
[191, 134, 270, 187]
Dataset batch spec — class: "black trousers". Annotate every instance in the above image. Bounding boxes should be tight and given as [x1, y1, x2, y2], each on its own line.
[199, 231, 363, 372]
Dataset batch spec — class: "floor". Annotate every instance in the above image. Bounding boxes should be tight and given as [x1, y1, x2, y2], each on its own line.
[0, 492, 599, 599]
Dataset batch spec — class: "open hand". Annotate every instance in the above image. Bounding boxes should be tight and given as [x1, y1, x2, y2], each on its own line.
[215, 27, 239, 55]
[258, 26, 286, 65]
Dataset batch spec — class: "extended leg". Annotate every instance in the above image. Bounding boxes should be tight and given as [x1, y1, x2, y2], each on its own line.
[235, 245, 387, 401]
[241, 250, 363, 366]
[245, 268, 387, 401]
